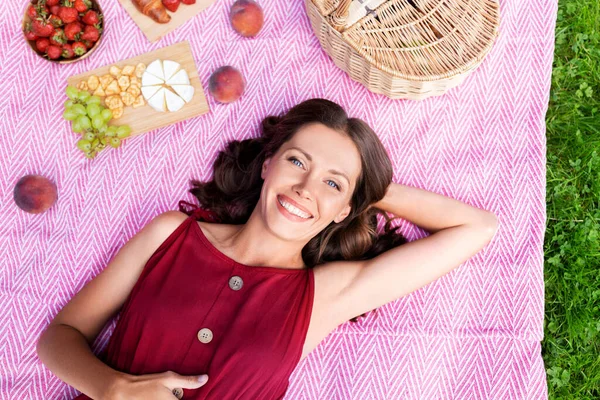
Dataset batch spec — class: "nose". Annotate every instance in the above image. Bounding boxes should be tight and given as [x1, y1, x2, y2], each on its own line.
[292, 179, 313, 200]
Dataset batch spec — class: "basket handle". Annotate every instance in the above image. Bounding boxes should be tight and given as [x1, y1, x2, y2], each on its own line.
[330, 0, 352, 32]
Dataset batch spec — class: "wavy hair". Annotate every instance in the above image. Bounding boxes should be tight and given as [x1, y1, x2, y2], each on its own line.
[181, 98, 407, 322]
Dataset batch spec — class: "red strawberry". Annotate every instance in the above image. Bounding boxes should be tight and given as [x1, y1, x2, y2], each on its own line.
[50, 28, 66, 45]
[27, 5, 39, 19]
[24, 24, 38, 41]
[81, 39, 94, 49]
[181, 0, 196, 4]
[50, 5, 61, 15]
[74, 0, 91, 13]
[46, 45, 62, 59]
[72, 41, 87, 56]
[32, 18, 55, 37]
[62, 43, 74, 58]
[81, 10, 100, 25]
[35, 38, 50, 53]
[64, 22, 82, 41]
[81, 25, 99, 42]
[46, 0, 60, 6]
[162, 0, 180, 12]
[49, 14, 63, 28]
[58, 6, 79, 24]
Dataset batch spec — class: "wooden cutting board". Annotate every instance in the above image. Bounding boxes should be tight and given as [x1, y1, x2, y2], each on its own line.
[67, 41, 210, 138]
[118, 0, 216, 42]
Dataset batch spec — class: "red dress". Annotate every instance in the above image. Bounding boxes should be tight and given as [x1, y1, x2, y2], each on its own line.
[73, 201, 315, 399]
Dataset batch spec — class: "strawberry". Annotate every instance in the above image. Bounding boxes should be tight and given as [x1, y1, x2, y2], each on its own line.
[62, 43, 74, 58]
[64, 22, 82, 41]
[32, 18, 55, 37]
[46, 45, 62, 59]
[74, 0, 91, 13]
[46, 0, 60, 6]
[81, 39, 94, 49]
[58, 5, 79, 24]
[181, 0, 196, 4]
[50, 28, 66, 45]
[81, 25, 99, 42]
[49, 14, 63, 28]
[162, 0, 180, 12]
[27, 5, 39, 19]
[35, 38, 50, 53]
[24, 24, 38, 41]
[72, 41, 87, 56]
[81, 10, 100, 25]
[50, 5, 61, 15]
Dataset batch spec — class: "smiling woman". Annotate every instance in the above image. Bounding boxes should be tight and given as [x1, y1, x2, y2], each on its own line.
[187, 98, 407, 276]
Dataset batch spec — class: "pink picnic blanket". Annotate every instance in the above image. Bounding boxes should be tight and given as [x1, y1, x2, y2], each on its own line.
[0, 0, 553, 398]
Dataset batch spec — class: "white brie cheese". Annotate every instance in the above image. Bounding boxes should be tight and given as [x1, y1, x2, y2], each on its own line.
[147, 88, 166, 112]
[165, 89, 186, 112]
[166, 69, 190, 85]
[145, 59, 164, 80]
[170, 84, 195, 103]
[142, 71, 164, 86]
[141, 85, 161, 100]
[162, 60, 181, 82]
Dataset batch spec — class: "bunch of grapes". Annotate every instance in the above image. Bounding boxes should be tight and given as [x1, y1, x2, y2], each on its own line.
[63, 85, 132, 159]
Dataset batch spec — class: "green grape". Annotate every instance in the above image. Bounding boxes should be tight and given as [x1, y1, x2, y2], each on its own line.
[77, 91, 91, 102]
[76, 115, 92, 131]
[97, 125, 108, 135]
[86, 104, 102, 118]
[91, 138, 100, 148]
[72, 104, 87, 116]
[64, 99, 75, 109]
[77, 139, 92, 152]
[92, 115, 105, 130]
[106, 126, 118, 137]
[83, 131, 96, 142]
[87, 96, 102, 105]
[66, 86, 79, 100]
[109, 137, 121, 148]
[72, 120, 83, 133]
[101, 109, 113, 121]
[116, 125, 131, 139]
[63, 109, 78, 121]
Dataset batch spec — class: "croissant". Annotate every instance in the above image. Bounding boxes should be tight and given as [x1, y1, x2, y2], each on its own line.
[131, 0, 171, 24]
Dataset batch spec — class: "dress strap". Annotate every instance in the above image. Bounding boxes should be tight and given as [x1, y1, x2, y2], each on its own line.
[178, 200, 219, 223]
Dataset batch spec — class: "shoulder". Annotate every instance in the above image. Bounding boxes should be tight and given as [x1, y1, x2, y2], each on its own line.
[141, 211, 191, 246]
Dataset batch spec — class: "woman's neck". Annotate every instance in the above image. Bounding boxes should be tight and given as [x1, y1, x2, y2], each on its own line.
[218, 211, 308, 270]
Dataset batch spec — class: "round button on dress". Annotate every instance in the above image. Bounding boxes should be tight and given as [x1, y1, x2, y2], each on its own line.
[172, 388, 184, 399]
[197, 328, 213, 344]
[229, 276, 243, 291]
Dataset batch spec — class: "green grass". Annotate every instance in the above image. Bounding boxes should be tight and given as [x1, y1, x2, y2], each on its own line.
[543, 0, 600, 398]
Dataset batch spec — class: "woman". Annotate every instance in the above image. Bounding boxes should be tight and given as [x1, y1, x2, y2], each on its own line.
[36, 99, 498, 400]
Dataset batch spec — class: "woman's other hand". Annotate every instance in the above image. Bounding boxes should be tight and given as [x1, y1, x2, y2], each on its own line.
[107, 371, 209, 400]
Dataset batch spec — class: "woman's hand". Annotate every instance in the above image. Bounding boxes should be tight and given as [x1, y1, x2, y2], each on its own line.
[106, 371, 209, 400]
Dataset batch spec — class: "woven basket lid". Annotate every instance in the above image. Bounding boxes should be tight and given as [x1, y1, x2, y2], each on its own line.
[314, 0, 500, 81]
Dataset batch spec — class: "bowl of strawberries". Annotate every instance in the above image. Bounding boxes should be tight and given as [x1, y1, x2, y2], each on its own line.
[22, 0, 104, 63]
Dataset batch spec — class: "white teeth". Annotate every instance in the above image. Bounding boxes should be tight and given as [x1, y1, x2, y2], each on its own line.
[278, 197, 311, 219]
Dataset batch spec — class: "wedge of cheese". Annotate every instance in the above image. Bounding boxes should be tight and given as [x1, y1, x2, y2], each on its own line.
[141, 59, 195, 113]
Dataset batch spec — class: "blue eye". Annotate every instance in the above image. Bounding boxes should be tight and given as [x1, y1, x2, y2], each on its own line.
[327, 180, 340, 190]
[289, 157, 304, 168]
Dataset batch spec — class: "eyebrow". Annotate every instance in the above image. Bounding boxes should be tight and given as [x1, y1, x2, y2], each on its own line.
[287, 146, 351, 184]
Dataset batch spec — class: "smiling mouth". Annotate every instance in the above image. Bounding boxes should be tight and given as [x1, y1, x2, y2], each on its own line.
[277, 196, 313, 219]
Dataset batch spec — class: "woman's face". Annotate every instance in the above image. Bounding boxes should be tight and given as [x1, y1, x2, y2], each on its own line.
[259, 122, 362, 242]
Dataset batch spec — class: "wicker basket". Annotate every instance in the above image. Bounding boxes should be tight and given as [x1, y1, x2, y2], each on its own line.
[305, 0, 500, 100]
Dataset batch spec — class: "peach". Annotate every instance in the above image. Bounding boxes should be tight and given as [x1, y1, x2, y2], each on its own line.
[208, 66, 246, 103]
[229, 0, 264, 38]
[13, 174, 58, 214]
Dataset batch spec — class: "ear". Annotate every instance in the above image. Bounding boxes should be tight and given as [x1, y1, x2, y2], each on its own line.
[261, 157, 271, 180]
[334, 204, 352, 224]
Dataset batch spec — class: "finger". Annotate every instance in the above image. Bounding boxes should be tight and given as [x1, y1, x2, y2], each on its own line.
[162, 372, 209, 390]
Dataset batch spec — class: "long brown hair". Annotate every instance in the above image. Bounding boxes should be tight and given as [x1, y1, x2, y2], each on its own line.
[181, 98, 407, 322]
